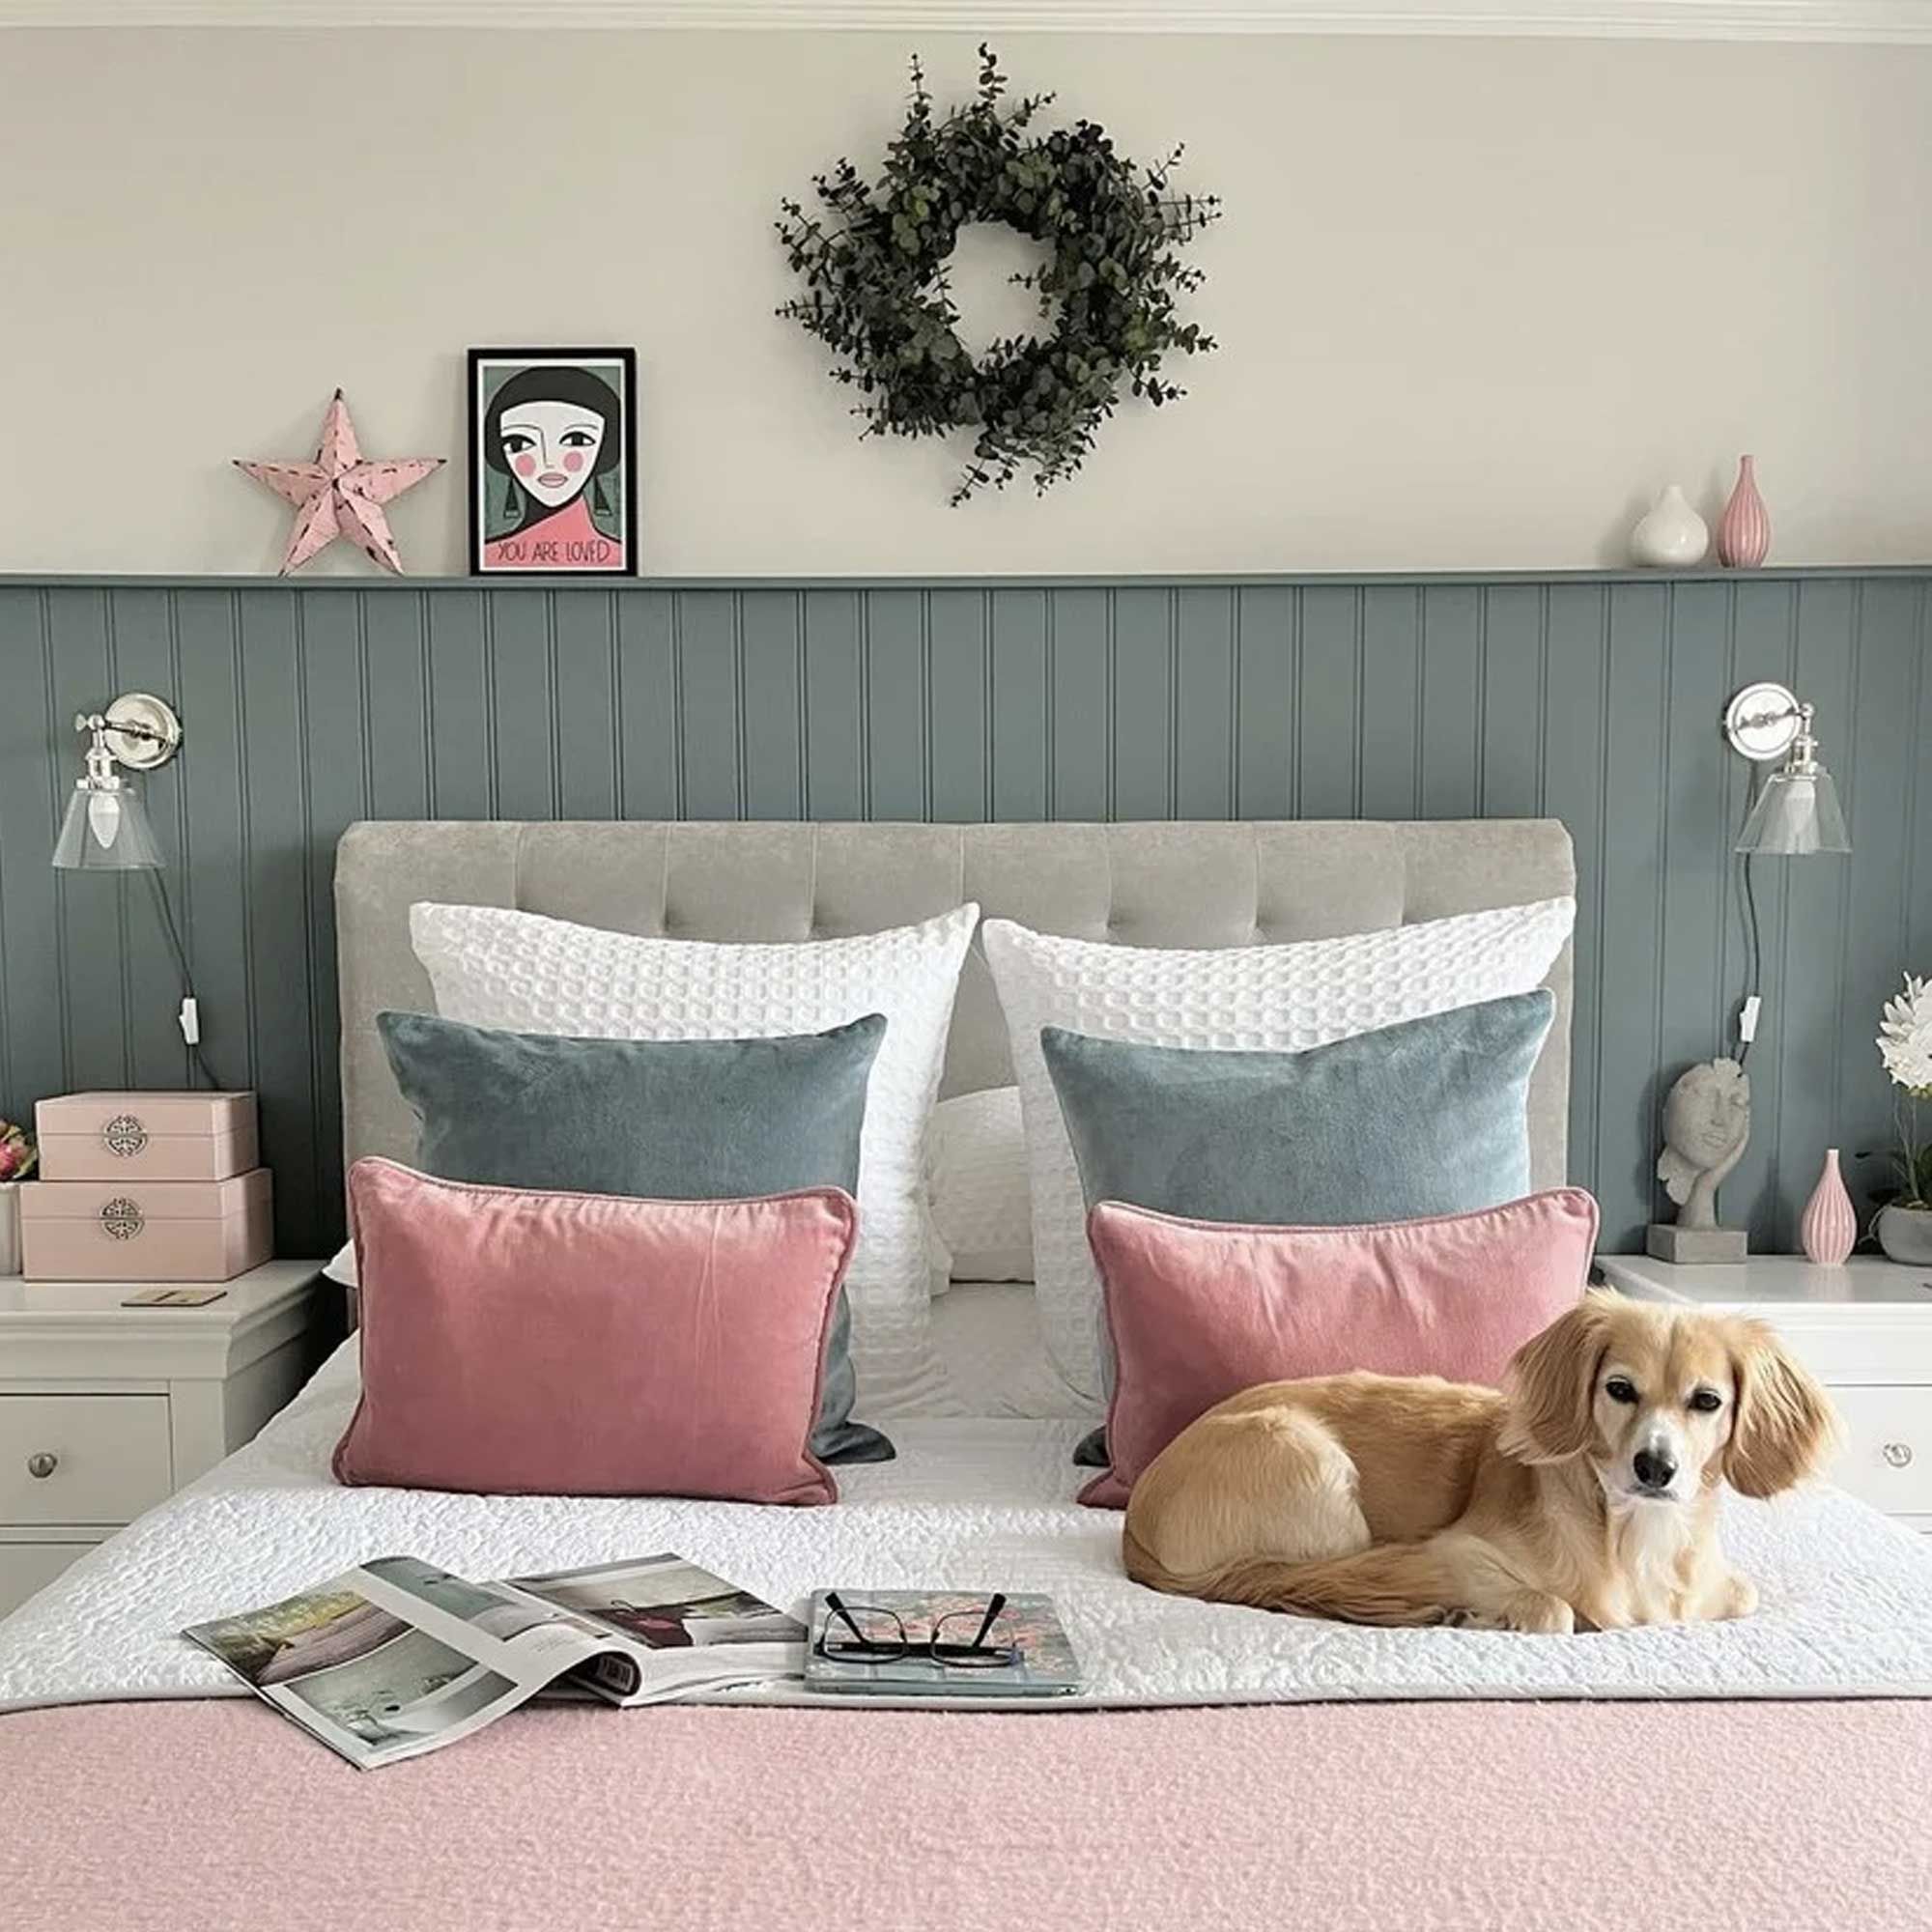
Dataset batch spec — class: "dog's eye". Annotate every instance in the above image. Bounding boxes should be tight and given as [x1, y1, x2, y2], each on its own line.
[1689, 1389, 1723, 1413]
[1604, 1377, 1638, 1405]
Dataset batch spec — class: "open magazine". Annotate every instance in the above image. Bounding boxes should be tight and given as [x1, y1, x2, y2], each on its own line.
[185, 1552, 801, 1771]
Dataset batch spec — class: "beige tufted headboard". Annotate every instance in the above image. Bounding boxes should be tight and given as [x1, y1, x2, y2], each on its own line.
[335, 818, 1576, 1187]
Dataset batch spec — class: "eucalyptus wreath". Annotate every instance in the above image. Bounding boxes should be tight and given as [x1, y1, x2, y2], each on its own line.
[776, 46, 1220, 504]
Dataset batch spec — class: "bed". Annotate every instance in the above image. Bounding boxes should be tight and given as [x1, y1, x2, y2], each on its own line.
[5, 819, 1932, 1932]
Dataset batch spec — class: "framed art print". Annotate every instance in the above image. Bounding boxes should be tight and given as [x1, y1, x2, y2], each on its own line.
[469, 347, 637, 574]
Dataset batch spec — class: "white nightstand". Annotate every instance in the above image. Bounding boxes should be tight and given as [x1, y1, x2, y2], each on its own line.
[1597, 1254, 1932, 1531]
[0, 1260, 325, 1616]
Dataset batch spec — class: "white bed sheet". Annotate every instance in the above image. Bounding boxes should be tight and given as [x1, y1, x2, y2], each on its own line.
[930, 1278, 1090, 1418]
[5, 1335, 1932, 1715]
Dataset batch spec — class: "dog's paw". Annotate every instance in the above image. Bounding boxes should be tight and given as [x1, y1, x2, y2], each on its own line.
[1437, 1600, 1522, 1631]
[1716, 1574, 1758, 1621]
[1426, 1605, 1506, 1630]
[1503, 1594, 1577, 1635]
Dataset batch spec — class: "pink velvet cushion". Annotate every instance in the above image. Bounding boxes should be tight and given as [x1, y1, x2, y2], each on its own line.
[333, 1158, 857, 1504]
[1080, 1188, 1600, 1509]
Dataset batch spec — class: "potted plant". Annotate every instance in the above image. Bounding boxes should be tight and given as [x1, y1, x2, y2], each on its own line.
[1868, 974, 1932, 1265]
[0, 1118, 36, 1276]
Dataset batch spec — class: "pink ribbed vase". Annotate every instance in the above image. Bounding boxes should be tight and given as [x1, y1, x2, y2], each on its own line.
[1717, 454, 1771, 568]
[1800, 1147, 1858, 1265]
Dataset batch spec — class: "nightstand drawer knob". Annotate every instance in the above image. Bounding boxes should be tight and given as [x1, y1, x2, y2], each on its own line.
[1883, 1441, 1915, 1469]
[25, 1452, 58, 1480]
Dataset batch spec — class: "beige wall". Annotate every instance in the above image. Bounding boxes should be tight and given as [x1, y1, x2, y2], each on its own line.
[3, 27, 1929, 575]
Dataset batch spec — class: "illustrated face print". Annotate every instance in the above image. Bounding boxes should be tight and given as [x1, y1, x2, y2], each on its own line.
[498, 398, 606, 510]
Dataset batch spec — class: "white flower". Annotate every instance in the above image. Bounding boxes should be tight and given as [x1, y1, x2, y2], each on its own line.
[1878, 973, 1932, 1094]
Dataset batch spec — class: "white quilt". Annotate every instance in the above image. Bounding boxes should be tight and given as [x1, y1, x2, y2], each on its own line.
[5, 1340, 1932, 1714]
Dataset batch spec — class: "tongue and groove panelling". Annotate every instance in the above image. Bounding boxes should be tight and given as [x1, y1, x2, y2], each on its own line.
[0, 573, 1926, 1260]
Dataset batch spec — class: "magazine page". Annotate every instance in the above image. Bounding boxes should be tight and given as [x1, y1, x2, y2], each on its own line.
[184, 1555, 639, 1770]
[500, 1553, 805, 1705]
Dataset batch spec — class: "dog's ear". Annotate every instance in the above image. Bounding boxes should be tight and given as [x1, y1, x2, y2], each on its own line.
[1722, 1319, 1840, 1498]
[1497, 1293, 1612, 1464]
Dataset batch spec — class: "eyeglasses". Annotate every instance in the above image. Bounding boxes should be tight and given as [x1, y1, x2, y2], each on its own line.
[816, 1591, 1019, 1669]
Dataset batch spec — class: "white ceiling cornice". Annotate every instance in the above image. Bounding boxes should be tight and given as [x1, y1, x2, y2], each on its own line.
[6, 0, 1932, 38]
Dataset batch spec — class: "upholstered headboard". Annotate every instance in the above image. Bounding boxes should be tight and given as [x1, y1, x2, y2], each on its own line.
[335, 818, 1577, 1186]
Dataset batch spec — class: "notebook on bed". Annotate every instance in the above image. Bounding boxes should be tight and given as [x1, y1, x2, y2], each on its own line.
[804, 1589, 1081, 1699]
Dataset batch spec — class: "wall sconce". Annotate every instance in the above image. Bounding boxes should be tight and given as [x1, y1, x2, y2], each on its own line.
[1715, 678, 1851, 1072]
[51, 694, 182, 872]
[50, 693, 212, 1083]
[1721, 680, 1851, 857]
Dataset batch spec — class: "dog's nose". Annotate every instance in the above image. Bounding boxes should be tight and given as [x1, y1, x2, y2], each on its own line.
[1633, 1448, 1677, 1492]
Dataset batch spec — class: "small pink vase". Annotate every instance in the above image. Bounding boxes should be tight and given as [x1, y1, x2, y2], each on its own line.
[1717, 455, 1771, 568]
[1800, 1147, 1858, 1265]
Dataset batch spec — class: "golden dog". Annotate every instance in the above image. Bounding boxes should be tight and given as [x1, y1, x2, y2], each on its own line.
[1123, 1292, 1838, 1633]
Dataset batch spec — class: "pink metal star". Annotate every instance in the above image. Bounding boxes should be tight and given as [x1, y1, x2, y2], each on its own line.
[237, 390, 444, 574]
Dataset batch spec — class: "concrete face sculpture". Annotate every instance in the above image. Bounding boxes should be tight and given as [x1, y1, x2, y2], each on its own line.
[1648, 1057, 1751, 1264]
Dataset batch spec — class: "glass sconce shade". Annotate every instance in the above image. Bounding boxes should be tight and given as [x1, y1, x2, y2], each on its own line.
[1722, 681, 1850, 857]
[51, 694, 181, 872]
[52, 779, 165, 871]
[1735, 766, 1850, 856]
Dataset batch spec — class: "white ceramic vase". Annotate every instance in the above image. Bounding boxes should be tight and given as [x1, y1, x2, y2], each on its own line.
[1878, 1203, 1932, 1266]
[1631, 485, 1710, 568]
[0, 1182, 19, 1277]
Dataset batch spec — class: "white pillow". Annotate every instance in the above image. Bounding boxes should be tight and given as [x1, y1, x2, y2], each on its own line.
[929, 1088, 1033, 1285]
[408, 900, 979, 1416]
[981, 896, 1577, 1406]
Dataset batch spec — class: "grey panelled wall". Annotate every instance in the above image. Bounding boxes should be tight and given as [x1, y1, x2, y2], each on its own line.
[1, 572, 1928, 1260]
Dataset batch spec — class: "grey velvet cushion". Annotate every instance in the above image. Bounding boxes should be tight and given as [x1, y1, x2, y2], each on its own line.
[376, 1008, 892, 1463]
[1042, 990, 1554, 1465]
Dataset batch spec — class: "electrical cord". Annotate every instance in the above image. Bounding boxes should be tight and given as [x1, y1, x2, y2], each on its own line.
[1731, 758, 1766, 1068]
[143, 868, 220, 1091]
[1736, 849, 1761, 1067]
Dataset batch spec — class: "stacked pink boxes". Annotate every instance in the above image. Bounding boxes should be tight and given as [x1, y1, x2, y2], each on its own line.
[20, 1093, 272, 1282]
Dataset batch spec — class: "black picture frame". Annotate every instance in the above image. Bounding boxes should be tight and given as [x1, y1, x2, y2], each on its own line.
[468, 346, 639, 576]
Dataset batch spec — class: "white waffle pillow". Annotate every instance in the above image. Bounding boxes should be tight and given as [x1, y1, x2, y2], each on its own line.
[928, 1087, 1034, 1286]
[410, 899, 979, 1416]
[982, 896, 1577, 1406]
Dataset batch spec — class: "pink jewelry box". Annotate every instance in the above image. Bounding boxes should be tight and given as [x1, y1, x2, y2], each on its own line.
[18, 1170, 273, 1282]
[35, 1092, 259, 1183]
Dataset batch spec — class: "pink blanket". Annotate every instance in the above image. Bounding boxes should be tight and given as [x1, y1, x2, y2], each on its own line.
[6, 1697, 1929, 1930]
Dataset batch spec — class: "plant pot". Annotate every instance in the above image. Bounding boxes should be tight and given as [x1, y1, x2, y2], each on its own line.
[0, 1181, 19, 1277]
[1877, 1203, 1932, 1267]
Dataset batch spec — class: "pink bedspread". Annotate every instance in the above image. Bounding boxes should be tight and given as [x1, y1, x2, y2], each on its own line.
[5, 1697, 1930, 1930]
